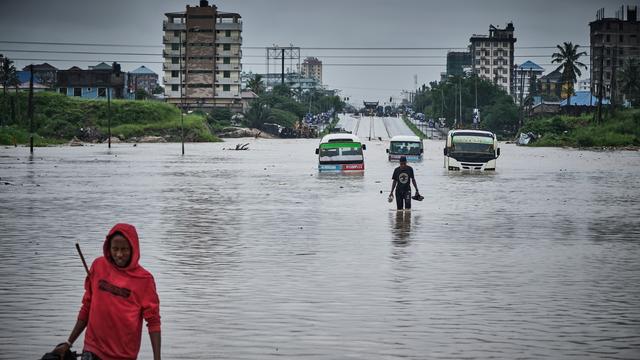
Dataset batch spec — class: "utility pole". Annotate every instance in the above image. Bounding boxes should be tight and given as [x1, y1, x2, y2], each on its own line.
[611, 45, 618, 111]
[179, 31, 185, 155]
[281, 50, 285, 85]
[107, 73, 111, 149]
[28, 64, 34, 154]
[597, 45, 605, 124]
[459, 76, 462, 126]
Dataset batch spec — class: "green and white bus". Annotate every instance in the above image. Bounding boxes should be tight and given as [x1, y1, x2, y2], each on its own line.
[443, 130, 500, 171]
[315, 134, 366, 172]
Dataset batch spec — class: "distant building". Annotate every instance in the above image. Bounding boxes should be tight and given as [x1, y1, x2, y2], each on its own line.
[513, 60, 544, 104]
[470, 23, 517, 95]
[446, 51, 472, 77]
[89, 62, 113, 70]
[577, 78, 591, 92]
[128, 66, 159, 95]
[539, 67, 566, 99]
[301, 57, 322, 83]
[56, 65, 126, 99]
[21, 63, 58, 89]
[163, 0, 243, 111]
[242, 71, 322, 92]
[590, 5, 640, 103]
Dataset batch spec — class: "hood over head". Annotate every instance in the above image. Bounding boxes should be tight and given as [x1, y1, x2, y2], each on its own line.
[103, 223, 141, 272]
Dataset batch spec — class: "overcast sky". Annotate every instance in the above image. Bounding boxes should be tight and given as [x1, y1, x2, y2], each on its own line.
[0, 0, 626, 104]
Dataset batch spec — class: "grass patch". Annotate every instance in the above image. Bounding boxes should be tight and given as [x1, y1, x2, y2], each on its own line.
[402, 115, 426, 139]
[0, 92, 220, 144]
[522, 109, 640, 148]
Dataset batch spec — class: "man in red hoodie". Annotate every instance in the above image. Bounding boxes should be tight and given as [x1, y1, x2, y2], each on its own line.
[54, 223, 161, 360]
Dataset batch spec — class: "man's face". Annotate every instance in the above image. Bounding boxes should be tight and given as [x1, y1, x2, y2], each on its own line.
[110, 234, 131, 268]
[400, 161, 407, 169]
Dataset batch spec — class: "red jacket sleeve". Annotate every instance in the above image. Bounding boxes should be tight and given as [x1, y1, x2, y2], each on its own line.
[142, 277, 161, 333]
[77, 264, 94, 321]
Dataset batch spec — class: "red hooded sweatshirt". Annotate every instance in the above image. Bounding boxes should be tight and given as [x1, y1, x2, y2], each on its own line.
[78, 223, 161, 360]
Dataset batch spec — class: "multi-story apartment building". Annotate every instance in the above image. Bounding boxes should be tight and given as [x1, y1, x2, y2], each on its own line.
[513, 60, 544, 104]
[301, 57, 322, 84]
[470, 23, 516, 95]
[590, 6, 640, 103]
[163, 0, 243, 111]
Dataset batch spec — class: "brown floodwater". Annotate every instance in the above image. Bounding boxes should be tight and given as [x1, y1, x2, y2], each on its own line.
[1, 129, 639, 359]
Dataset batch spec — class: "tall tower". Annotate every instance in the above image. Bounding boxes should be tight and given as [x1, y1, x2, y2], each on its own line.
[163, 0, 243, 111]
[469, 23, 517, 95]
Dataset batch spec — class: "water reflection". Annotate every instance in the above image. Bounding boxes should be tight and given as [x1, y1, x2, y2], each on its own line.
[391, 210, 412, 246]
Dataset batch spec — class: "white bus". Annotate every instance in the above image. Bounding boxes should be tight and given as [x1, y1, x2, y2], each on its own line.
[386, 135, 423, 162]
[315, 134, 366, 172]
[443, 130, 500, 171]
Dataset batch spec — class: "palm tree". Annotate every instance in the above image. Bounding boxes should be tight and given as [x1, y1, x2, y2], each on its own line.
[0, 55, 18, 126]
[245, 98, 273, 129]
[551, 42, 587, 106]
[245, 74, 265, 95]
[618, 58, 640, 107]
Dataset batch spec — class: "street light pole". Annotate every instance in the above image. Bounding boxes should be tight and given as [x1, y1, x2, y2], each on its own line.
[179, 31, 184, 156]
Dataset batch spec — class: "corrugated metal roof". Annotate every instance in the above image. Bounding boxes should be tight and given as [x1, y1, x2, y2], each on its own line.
[518, 60, 544, 71]
[560, 91, 611, 106]
[130, 66, 156, 75]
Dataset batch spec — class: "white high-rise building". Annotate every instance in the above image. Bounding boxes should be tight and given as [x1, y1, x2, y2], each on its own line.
[470, 23, 517, 95]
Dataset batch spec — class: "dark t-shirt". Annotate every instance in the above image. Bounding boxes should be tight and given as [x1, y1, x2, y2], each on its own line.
[392, 165, 414, 193]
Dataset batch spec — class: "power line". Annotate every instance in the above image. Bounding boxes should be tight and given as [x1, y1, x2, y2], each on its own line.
[0, 49, 586, 59]
[1, 39, 605, 50]
[6, 57, 569, 67]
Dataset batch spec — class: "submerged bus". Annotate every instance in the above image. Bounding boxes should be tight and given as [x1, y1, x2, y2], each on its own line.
[443, 130, 500, 171]
[386, 135, 423, 162]
[315, 134, 366, 172]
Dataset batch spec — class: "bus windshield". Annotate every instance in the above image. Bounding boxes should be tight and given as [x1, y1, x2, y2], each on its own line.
[319, 143, 363, 163]
[390, 141, 422, 155]
[451, 135, 494, 154]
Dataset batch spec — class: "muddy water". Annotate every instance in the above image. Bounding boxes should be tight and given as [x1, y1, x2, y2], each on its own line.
[1, 140, 639, 359]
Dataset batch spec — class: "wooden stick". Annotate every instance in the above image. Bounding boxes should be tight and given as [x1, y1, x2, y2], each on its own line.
[75, 243, 90, 275]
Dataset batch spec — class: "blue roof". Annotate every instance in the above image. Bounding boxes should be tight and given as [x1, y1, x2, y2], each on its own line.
[518, 60, 544, 71]
[560, 91, 610, 106]
[130, 65, 156, 75]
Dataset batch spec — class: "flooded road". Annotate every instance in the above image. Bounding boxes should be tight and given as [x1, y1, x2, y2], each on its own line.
[1, 140, 640, 359]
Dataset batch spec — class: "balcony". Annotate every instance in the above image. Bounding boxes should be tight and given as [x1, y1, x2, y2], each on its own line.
[217, 50, 242, 58]
[163, 77, 181, 85]
[163, 63, 182, 71]
[216, 77, 240, 85]
[215, 91, 241, 99]
[216, 22, 242, 31]
[162, 36, 180, 44]
[215, 63, 241, 71]
[163, 49, 182, 57]
[163, 21, 186, 31]
[217, 36, 243, 44]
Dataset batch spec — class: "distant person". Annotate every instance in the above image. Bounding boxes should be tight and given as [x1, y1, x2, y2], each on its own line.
[53, 223, 161, 360]
[390, 156, 420, 211]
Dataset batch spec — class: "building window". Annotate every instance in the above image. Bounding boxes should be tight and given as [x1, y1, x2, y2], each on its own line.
[171, 71, 179, 78]
[620, 34, 624, 42]
[171, 84, 179, 91]
[74, 88, 82, 96]
[502, 78, 507, 83]
[98, 88, 106, 97]
[174, 31, 180, 37]
[172, 57, 179, 64]
[223, 71, 230, 78]
[223, 84, 230, 91]
[223, 44, 231, 51]
[225, 30, 231, 37]
[503, 69, 507, 74]
[223, 57, 230, 64]
[606, 34, 610, 42]
[172, 43, 179, 51]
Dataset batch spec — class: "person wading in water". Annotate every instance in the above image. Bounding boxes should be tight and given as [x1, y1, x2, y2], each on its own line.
[389, 156, 421, 211]
[53, 223, 161, 360]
